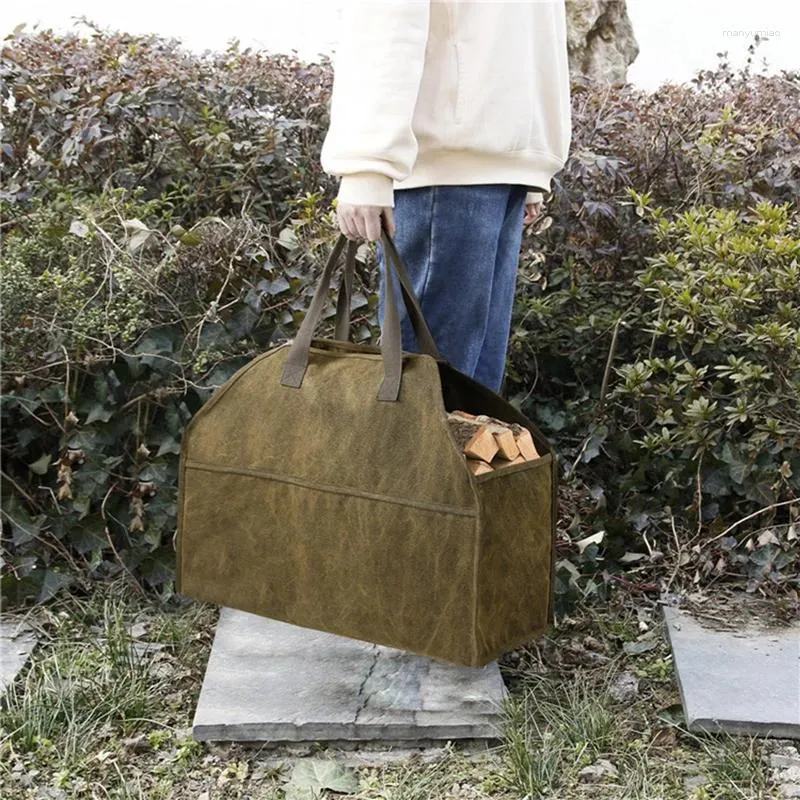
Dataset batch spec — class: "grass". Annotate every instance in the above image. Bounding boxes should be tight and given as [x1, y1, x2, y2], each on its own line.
[0, 580, 785, 799]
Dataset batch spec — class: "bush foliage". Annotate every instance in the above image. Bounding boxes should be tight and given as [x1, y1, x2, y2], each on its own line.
[1, 28, 798, 605]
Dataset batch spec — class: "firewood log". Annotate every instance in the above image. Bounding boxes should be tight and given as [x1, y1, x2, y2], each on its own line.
[463, 425, 499, 463]
[467, 460, 493, 476]
[512, 425, 540, 461]
[488, 426, 519, 460]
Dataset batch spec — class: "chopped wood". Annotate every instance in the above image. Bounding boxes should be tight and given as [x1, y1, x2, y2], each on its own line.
[464, 425, 499, 463]
[447, 417, 484, 451]
[491, 455, 527, 470]
[513, 426, 540, 461]
[467, 460, 493, 476]
[490, 427, 519, 460]
[447, 411, 541, 470]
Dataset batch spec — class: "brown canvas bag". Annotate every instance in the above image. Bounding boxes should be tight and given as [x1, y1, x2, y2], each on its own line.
[176, 231, 557, 667]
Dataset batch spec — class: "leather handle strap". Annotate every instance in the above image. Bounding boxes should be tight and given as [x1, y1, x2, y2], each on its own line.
[334, 241, 358, 342]
[281, 228, 442, 401]
[333, 231, 441, 361]
[380, 230, 441, 360]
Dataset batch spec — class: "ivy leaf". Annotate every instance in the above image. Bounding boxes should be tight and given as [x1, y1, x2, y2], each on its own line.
[582, 424, 609, 463]
[28, 453, 52, 475]
[85, 403, 114, 425]
[623, 640, 658, 655]
[728, 461, 751, 484]
[261, 276, 290, 295]
[128, 229, 153, 252]
[155, 434, 182, 457]
[283, 760, 358, 800]
[37, 569, 74, 603]
[619, 552, 647, 564]
[71, 518, 108, 554]
[278, 227, 299, 251]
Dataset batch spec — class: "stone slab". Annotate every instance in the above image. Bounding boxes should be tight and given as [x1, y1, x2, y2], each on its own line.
[664, 606, 800, 738]
[0, 619, 38, 695]
[192, 608, 507, 743]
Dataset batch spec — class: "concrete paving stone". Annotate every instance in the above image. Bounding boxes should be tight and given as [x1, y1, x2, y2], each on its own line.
[664, 606, 800, 739]
[192, 608, 507, 743]
[0, 619, 38, 695]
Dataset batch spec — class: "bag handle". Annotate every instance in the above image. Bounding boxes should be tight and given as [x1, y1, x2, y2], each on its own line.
[333, 233, 441, 360]
[281, 228, 441, 401]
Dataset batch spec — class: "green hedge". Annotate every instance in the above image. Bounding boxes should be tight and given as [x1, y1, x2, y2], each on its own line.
[1, 29, 798, 605]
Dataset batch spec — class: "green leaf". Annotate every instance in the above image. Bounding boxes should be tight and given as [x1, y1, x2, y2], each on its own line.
[179, 231, 203, 246]
[85, 403, 115, 425]
[71, 518, 108, 554]
[277, 226, 299, 251]
[123, 218, 149, 232]
[37, 569, 74, 603]
[69, 220, 89, 238]
[28, 453, 52, 475]
[72, 494, 92, 518]
[259, 276, 290, 296]
[623, 640, 658, 655]
[155, 434, 182, 457]
[582, 424, 609, 463]
[128, 229, 153, 252]
[2, 495, 44, 546]
[284, 760, 358, 800]
[135, 327, 177, 356]
[619, 552, 647, 564]
[728, 461, 751, 484]
[225, 304, 259, 339]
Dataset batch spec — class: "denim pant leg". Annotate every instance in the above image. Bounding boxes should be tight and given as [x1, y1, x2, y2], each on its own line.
[376, 184, 527, 393]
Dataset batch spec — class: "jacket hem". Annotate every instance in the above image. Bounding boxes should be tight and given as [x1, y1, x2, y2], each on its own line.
[394, 149, 563, 194]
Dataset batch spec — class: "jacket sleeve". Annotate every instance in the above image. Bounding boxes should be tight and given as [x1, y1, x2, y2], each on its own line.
[526, 191, 545, 205]
[320, 1, 431, 208]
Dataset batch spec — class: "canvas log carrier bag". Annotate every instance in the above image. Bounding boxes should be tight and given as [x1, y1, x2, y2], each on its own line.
[176, 229, 557, 667]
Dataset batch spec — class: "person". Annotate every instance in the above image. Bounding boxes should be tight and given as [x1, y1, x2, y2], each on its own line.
[320, 0, 572, 393]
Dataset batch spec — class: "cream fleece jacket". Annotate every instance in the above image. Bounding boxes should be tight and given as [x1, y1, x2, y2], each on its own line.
[320, 0, 572, 208]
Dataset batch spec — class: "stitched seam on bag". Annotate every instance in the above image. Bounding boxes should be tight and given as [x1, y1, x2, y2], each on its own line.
[185, 460, 478, 518]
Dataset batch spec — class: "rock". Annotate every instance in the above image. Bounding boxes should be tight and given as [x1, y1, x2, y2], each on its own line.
[566, 0, 639, 86]
[684, 775, 708, 791]
[595, 759, 618, 777]
[781, 786, 800, 799]
[609, 672, 640, 703]
[120, 734, 149, 753]
[780, 767, 800, 784]
[579, 765, 604, 783]
[579, 760, 617, 783]
[773, 754, 800, 770]
[583, 635, 605, 652]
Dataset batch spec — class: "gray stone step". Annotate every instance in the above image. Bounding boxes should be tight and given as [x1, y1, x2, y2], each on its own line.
[192, 608, 508, 744]
[664, 605, 800, 739]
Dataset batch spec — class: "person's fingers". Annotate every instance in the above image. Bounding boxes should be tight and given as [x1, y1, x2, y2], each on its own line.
[351, 210, 368, 240]
[364, 210, 383, 242]
[338, 208, 359, 241]
[337, 204, 395, 240]
[383, 207, 396, 238]
[523, 203, 543, 225]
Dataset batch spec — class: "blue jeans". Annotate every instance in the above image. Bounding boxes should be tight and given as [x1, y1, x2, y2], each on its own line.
[376, 184, 527, 393]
